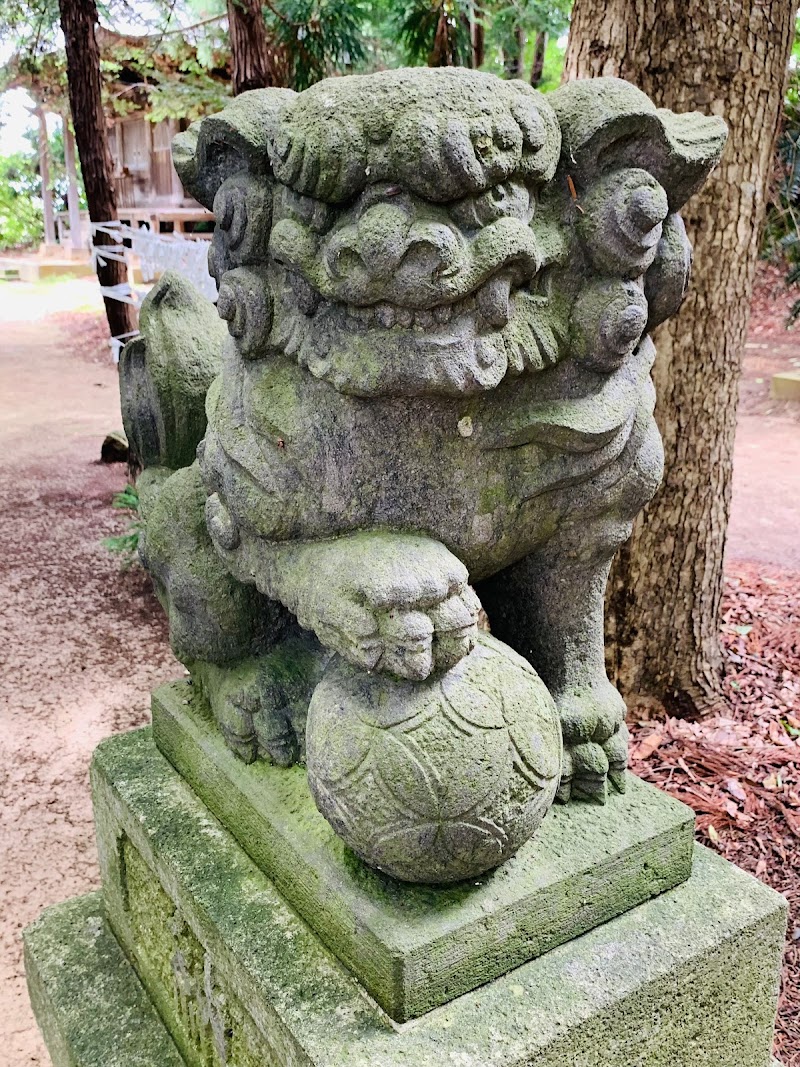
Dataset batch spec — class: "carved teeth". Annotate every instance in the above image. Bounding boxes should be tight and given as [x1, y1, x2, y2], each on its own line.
[349, 304, 374, 324]
[330, 290, 508, 331]
[376, 302, 396, 328]
[288, 272, 321, 315]
[477, 275, 512, 327]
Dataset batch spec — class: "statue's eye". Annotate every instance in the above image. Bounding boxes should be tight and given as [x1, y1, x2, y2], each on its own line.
[451, 182, 532, 229]
[281, 187, 334, 234]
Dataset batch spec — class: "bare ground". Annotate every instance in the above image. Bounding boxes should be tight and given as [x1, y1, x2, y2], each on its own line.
[0, 270, 798, 1064]
[0, 282, 178, 1065]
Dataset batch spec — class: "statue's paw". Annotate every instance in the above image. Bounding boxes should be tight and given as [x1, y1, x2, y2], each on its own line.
[553, 680, 628, 804]
[203, 663, 261, 765]
[557, 722, 629, 805]
[374, 584, 481, 680]
[306, 541, 480, 681]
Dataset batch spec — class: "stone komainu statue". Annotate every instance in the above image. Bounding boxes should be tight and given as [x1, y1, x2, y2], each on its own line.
[120, 69, 726, 884]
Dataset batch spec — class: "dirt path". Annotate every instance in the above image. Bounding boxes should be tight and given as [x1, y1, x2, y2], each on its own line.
[0, 282, 178, 1066]
[0, 276, 797, 1066]
[728, 414, 800, 569]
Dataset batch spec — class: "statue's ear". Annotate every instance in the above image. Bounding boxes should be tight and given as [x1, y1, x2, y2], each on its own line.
[549, 77, 727, 210]
[172, 88, 297, 209]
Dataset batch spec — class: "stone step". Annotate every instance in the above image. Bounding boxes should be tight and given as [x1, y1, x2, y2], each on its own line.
[771, 370, 800, 401]
[24, 892, 185, 1067]
[78, 726, 786, 1067]
[150, 678, 695, 1021]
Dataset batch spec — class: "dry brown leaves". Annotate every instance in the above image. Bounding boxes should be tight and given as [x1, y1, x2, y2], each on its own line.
[749, 260, 797, 338]
[629, 562, 800, 1064]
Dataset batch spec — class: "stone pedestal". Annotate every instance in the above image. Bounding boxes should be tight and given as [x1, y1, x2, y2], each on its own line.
[26, 725, 786, 1067]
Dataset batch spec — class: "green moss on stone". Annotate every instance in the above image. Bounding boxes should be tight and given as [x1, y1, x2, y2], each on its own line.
[85, 727, 786, 1066]
[24, 893, 185, 1067]
[137, 693, 694, 1020]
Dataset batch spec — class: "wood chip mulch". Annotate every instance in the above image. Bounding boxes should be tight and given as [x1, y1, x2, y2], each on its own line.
[628, 561, 800, 1064]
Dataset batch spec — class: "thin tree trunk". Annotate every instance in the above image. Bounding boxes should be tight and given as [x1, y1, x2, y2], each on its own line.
[227, 0, 274, 94]
[529, 30, 546, 87]
[471, 3, 485, 69]
[504, 25, 525, 78]
[62, 114, 83, 252]
[58, 0, 136, 341]
[564, 0, 795, 715]
[36, 108, 56, 246]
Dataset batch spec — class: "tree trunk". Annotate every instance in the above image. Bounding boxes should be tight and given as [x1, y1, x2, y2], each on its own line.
[227, 0, 275, 94]
[36, 108, 57, 246]
[62, 114, 84, 252]
[529, 30, 547, 87]
[58, 0, 136, 341]
[564, 0, 795, 715]
[504, 25, 525, 78]
[471, 3, 485, 69]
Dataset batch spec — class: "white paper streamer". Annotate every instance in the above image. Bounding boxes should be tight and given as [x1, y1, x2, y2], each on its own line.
[89, 221, 217, 356]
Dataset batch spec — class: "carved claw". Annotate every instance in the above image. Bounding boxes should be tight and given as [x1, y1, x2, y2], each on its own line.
[557, 723, 629, 804]
[554, 682, 629, 804]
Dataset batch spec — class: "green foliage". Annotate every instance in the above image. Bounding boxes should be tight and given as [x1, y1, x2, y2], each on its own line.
[103, 484, 142, 567]
[380, 0, 570, 78]
[265, 0, 369, 90]
[393, 0, 471, 67]
[102, 41, 231, 123]
[483, 0, 570, 82]
[0, 150, 43, 248]
[763, 18, 800, 324]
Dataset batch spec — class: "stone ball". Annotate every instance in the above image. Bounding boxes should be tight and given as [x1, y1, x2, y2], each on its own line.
[305, 633, 562, 884]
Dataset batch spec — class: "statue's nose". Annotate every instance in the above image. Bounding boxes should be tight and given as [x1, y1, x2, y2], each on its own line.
[326, 203, 462, 287]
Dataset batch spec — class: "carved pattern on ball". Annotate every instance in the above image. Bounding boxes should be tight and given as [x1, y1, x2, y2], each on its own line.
[306, 633, 562, 883]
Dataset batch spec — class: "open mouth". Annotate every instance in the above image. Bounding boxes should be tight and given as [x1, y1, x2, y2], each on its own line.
[273, 269, 563, 396]
[284, 270, 534, 332]
[334, 275, 517, 331]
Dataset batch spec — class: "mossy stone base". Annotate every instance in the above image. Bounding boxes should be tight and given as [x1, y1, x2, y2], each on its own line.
[23, 893, 184, 1067]
[83, 727, 787, 1067]
[152, 679, 695, 1020]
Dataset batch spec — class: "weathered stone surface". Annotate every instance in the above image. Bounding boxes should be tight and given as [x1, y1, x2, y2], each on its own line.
[121, 68, 728, 873]
[119, 272, 227, 471]
[145, 699, 693, 1019]
[23, 892, 184, 1067]
[306, 633, 563, 883]
[88, 727, 784, 1065]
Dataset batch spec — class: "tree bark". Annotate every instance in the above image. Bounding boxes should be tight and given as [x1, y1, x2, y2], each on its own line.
[471, 3, 485, 69]
[227, 0, 275, 94]
[564, 0, 795, 714]
[529, 30, 547, 87]
[62, 115, 84, 252]
[503, 25, 526, 78]
[36, 108, 57, 246]
[58, 0, 136, 341]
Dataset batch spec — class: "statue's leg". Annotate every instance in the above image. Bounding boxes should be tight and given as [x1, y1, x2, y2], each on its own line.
[192, 629, 328, 766]
[477, 409, 663, 803]
[206, 521, 482, 683]
[140, 461, 328, 767]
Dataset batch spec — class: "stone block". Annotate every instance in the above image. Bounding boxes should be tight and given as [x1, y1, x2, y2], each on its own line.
[23, 892, 184, 1067]
[87, 727, 786, 1067]
[771, 371, 800, 401]
[18, 258, 94, 281]
[151, 681, 695, 1020]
